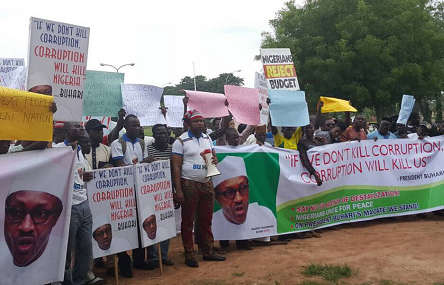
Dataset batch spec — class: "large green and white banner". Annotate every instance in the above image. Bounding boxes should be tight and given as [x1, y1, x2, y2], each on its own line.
[213, 138, 444, 239]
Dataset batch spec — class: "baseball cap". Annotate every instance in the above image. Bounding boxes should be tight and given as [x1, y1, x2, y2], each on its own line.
[85, 119, 107, 131]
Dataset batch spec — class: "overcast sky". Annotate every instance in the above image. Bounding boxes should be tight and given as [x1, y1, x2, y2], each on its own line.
[0, 0, 305, 88]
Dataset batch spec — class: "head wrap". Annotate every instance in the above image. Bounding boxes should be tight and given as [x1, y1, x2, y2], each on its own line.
[27, 71, 51, 88]
[183, 109, 203, 122]
[93, 214, 111, 232]
[212, 156, 247, 188]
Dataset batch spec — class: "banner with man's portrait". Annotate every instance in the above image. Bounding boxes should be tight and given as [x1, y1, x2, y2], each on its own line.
[86, 166, 139, 258]
[134, 161, 176, 247]
[213, 139, 444, 240]
[0, 148, 75, 285]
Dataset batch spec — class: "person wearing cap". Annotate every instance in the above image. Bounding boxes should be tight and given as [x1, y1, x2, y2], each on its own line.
[85, 119, 112, 169]
[53, 121, 66, 146]
[367, 119, 397, 141]
[0, 152, 71, 284]
[172, 109, 226, 267]
[212, 156, 277, 240]
[54, 122, 94, 285]
[408, 122, 430, 140]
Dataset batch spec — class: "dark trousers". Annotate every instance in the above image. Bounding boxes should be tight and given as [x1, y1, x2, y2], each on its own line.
[181, 178, 215, 259]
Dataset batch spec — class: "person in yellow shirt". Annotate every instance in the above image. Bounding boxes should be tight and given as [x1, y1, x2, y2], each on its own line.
[271, 124, 303, 150]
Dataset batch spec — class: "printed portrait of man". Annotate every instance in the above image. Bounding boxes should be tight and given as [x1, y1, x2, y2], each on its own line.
[143, 214, 157, 240]
[27, 71, 52, 95]
[4, 190, 63, 267]
[211, 156, 277, 240]
[93, 223, 112, 251]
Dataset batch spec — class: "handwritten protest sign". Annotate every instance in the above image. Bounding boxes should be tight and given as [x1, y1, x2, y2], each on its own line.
[134, 161, 176, 247]
[83, 70, 124, 116]
[260, 48, 299, 91]
[121, 84, 166, 126]
[0, 66, 27, 90]
[0, 148, 75, 285]
[0, 58, 24, 73]
[28, 17, 90, 122]
[185, 90, 228, 118]
[0, 86, 53, 141]
[164, 95, 184, 127]
[397, 95, 416, 125]
[320, 96, 357, 113]
[224, 85, 260, 125]
[269, 90, 309, 127]
[87, 166, 139, 258]
[255, 72, 269, 126]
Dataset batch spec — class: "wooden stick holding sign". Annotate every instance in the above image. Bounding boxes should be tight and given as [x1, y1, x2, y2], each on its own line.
[114, 254, 119, 285]
[158, 243, 163, 275]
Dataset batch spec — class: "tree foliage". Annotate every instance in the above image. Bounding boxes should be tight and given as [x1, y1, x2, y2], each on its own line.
[163, 73, 244, 95]
[261, 0, 444, 121]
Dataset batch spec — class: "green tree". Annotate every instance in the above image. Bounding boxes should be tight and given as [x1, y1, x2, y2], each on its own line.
[163, 73, 244, 95]
[261, 0, 444, 121]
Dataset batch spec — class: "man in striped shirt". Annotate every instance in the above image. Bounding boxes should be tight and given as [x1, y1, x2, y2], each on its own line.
[132, 124, 174, 268]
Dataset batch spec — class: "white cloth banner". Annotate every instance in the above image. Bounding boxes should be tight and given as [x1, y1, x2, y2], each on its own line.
[134, 161, 176, 247]
[164, 95, 184, 128]
[87, 166, 139, 258]
[0, 148, 75, 285]
[121, 84, 167, 126]
[28, 17, 90, 122]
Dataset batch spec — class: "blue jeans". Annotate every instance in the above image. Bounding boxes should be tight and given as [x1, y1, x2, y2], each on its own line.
[147, 239, 170, 262]
[63, 200, 93, 285]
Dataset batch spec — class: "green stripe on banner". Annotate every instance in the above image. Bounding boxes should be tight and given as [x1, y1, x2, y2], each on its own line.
[277, 183, 444, 233]
[276, 179, 444, 211]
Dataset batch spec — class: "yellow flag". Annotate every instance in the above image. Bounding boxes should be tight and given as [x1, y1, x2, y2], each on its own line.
[320, 96, 357, 113]
[0, 87, 53, 141]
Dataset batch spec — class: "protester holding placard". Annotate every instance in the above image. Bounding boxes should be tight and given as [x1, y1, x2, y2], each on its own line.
[143, 124, 174, 267]
[111, 115, 150, 166]
[54, 122, 94, 285]
[172, 110, 226, 267]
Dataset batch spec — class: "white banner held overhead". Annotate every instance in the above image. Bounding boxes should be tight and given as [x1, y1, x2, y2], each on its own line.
[164, 95, 184, 128]
[121, 84, 167, 126]
[260, 48, 299, 91]
[28, 17, 90, 121]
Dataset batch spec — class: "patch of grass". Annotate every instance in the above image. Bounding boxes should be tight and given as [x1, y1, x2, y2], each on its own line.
[232, 272, 245, 277]
[303, 264, 353, 283]
[379, 281, 395, 285]
[434, 283, 444, 285]
[192, 280, 227, 285]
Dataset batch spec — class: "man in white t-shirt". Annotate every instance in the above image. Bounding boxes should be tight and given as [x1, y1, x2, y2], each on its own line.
[212, 156, 277, 240]
[111, 115, 150, 166]
[172, 109, 226, 268]
[55, 122, 94, 285]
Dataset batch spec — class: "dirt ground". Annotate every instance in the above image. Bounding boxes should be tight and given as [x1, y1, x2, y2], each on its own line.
[96, 214, 444, 285]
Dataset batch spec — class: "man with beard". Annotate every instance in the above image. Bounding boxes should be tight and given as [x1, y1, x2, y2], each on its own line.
[211, 156, 276, 240]
[0, 154, 69, 285]
[172, 110, 226, 267]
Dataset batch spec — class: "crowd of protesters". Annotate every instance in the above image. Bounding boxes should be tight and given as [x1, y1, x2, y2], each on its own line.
[2, 96, 444, 285]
